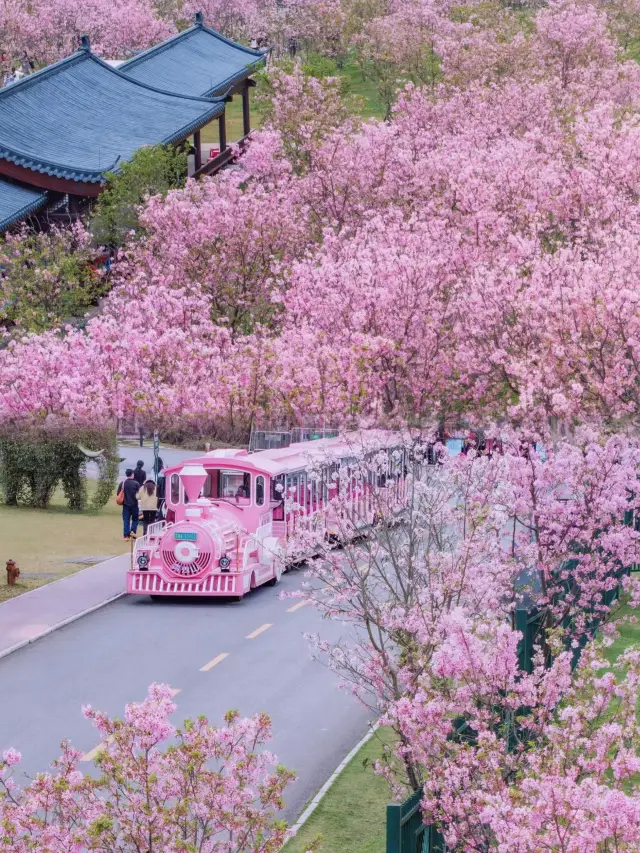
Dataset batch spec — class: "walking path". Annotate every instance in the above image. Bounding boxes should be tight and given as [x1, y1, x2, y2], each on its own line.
[0, 553, 129, 659]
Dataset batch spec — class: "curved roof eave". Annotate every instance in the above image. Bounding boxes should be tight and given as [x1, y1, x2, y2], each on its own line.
[0, 182, 48, 231]
[203, 56, 266, 97]
[120, 22, 267, 73]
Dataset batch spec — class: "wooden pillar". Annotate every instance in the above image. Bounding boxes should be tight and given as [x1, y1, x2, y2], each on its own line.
[242, 82, 251, 137]
[194, 130, 202, 171]
[218, 112, 227, 153]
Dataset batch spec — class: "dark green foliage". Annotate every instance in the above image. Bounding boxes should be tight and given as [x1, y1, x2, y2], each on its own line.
[0, 225, 110, 333]
[0, 425, 118, 511]
[90, 144, 188, 248]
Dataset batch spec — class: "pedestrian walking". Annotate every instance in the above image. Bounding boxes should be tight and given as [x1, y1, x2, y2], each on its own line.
[139, 480, 157, 534]
[117, 469, 140, 541]
[133, 459, 146, 485]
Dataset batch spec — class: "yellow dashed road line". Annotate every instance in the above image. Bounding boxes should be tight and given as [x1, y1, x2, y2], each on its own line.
[246, 623, 272, 639]
[200, 653, 229, 672]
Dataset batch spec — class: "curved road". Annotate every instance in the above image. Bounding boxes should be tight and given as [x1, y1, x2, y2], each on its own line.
[0, 569, 373, 820]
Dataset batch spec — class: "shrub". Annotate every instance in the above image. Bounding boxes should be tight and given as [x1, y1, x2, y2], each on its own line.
[90, 144, 188, 248]
[0, 224, 110, 333]
[0, 424, 118, 510]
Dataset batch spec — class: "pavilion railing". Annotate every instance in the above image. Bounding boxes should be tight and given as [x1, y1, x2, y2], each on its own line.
[193, 134, 251, 179]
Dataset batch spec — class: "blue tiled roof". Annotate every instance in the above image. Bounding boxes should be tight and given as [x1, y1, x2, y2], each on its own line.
[0, 50, 225, 184]
[0, 178, 47, 231]
[120, 22, 267, 97]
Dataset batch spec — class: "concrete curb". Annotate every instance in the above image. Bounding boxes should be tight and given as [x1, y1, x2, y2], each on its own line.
[286, 721, 380, 841]
[0, 591, 126, 661]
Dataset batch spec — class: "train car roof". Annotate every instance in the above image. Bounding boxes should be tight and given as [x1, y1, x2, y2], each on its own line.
[163, 430, 406, 477]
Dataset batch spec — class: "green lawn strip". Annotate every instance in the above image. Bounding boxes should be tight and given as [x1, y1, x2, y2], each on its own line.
[603, 604, 640, 663]
[0, 480, 125, 602]
[284, 726, 395, 853]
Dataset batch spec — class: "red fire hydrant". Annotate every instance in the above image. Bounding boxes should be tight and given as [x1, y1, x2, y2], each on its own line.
[6, 560, 20, 586]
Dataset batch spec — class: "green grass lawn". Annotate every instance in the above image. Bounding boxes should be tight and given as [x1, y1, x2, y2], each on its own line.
[284, 727, 395, 853]
[0, 480, 125, 603]
[200, 60, 385, 147]
[604, 603, 640, 663]
[340, 62, 387, 121]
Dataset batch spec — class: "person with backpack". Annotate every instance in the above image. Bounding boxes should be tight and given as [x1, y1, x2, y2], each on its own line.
[116, 469, 141, 541]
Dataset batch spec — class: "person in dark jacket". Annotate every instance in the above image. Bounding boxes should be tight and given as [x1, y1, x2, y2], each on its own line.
[117, 469, 140, 540]
[133, 460, 146, 485]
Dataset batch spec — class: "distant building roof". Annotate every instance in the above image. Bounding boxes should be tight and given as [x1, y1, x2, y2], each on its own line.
[0, 47, 225, 185]
[120, 16, 267, 97]
[0, 178, 47, 231]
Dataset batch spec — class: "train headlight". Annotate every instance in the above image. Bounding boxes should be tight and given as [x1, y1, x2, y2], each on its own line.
[137, 553, 149, 570]
[219, 555, 231, 570]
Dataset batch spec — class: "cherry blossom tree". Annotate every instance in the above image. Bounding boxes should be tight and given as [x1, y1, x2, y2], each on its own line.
[292, 431, 640, 789]
[0, 0, 172, 66]
[0, 683, 294, 852]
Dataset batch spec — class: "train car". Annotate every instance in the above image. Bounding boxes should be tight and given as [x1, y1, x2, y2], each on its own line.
[127, 430, 409, 600]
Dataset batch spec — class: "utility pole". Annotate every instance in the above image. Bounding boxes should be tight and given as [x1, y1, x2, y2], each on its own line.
[153, 430, 160, 479]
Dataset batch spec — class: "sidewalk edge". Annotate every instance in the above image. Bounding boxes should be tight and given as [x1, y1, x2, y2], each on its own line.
[0, 591, 126, 661]
[0, 552, 128, 609]
[286, 721, 380, 841]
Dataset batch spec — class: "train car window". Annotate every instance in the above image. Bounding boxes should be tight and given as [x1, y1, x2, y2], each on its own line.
[170, 473, 180, 505]
[271, 475, 285, 520]
[256, 475, 265, 506]
[221, 470, 251, 504]
[271, 474, 285, 501]
[289, 473, 299, 503]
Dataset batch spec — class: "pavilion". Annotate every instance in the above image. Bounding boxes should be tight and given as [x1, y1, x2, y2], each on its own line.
[120, 13, 267, 171]
[0, 16, 268, 231]
[0, 38, 225, 228]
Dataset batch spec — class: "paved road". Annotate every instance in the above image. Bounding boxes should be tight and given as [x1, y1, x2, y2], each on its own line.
[0, 568, 373, 821]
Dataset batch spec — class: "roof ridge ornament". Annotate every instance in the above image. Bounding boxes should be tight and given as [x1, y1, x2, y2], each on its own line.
[80, 35, 91, 51]
[194, 11, 204, 25]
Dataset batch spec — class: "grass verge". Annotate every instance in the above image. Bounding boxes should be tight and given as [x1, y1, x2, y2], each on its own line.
[0, 480, 124, 603]
[284, 727, 394, 853]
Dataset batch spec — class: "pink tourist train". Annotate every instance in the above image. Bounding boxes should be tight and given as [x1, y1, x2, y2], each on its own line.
[127, 430, 409, 600]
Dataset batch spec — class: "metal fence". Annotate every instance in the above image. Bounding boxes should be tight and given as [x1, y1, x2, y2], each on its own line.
[386, 790, 446, 853]
[248, 426, 338, 452]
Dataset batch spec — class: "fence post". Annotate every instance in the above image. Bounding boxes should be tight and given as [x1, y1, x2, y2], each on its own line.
[386, 802, 402, 853]
[515, 607, 532, 673]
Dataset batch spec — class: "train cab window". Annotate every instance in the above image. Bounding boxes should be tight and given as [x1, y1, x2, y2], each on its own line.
[170, 473, 180, 505]
[202, 471, 220, 499]
[256, 475, 265, 506]
[221, 470, 251, 505]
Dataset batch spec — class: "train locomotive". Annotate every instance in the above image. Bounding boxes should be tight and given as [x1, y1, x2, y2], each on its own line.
[127, 431, 410, 600]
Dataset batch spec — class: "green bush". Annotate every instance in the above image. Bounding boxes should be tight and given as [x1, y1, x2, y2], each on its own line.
[90, 144, 188, 248]
[0, 225, 110, 333]
[0, 425, 118, 511]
